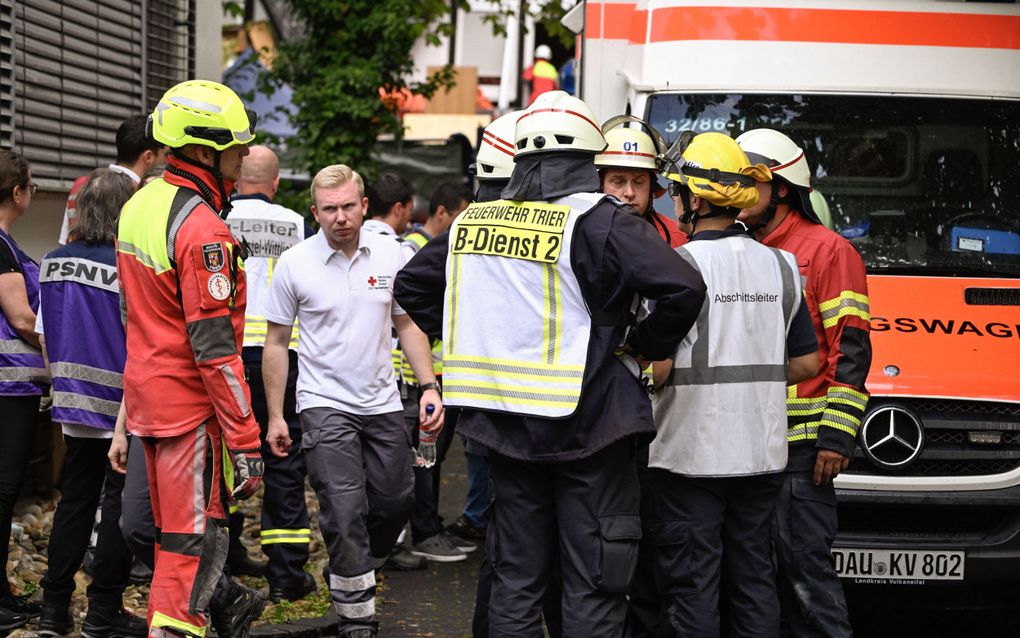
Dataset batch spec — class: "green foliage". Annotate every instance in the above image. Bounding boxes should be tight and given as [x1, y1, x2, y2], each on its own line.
[270, 0, 464, 180]
[480, 1, 577, 50]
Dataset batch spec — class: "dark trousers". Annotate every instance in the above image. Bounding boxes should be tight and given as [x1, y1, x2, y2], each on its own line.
[245, 348, 309, 588]
[473, 533, 563, 638]
[0, 395, 39, 599]
[625, 459, 661, 638]
[41, 436, 132, 607]
[649, 469, 784, 638]
[774, 447, 852, 638]
[403, 382, 459, 544]
[301, 408, 414, 634]
[487, 439, 641, 638]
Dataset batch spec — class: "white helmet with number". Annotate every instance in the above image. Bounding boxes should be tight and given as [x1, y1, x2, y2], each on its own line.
[535, 44, 552, 60]
[514, 90, 607, 158]
[735, 128, 811, 190]
[476, 110, 524, 181]
[595, 116, 667, 171]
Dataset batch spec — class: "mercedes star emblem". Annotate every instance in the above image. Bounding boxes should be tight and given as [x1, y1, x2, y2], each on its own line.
[860, 405, 925, 469]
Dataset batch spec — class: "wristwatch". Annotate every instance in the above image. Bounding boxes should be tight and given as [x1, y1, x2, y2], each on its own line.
[420, 381, 441, 394]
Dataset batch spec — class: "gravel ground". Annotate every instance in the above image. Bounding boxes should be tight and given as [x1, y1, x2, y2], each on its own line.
[4, 438, 481, 638]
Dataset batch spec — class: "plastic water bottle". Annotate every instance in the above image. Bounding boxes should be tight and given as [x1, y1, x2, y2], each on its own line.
[417, 404, 437, 468]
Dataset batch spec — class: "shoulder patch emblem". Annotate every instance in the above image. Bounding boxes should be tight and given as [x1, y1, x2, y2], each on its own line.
[202, 242, 225, 272]
[207, 273, 231, 301]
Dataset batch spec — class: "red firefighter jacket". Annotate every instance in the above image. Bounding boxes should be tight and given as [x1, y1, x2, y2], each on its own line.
[116, 155, 260, 451]
[762, 210, 872, 457]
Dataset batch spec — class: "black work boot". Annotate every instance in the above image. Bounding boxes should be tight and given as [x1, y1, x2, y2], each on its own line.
[209, 580, 265, 638]
[36, 602, 72, 637]
[225, 511, 266, 578]
[81, 601, 147, 638]
[0, 607, 30, 635]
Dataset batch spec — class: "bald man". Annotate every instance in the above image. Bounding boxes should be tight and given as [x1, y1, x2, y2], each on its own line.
[225, 146, 318, 602]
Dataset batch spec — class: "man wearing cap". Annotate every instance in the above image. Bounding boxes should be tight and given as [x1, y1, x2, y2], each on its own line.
[648, 131, 819, 637]
[395, 91, 706, 638]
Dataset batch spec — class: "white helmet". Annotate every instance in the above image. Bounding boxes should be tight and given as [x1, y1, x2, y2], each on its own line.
[514, 90, 607, 158]
[535, 44, 552, 60]
[476, 110, 524, 181]
[595, 116, 666, 171]
[735, 128, 811, 190]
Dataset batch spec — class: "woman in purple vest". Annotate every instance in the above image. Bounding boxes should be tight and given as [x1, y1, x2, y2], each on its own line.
[35, 168, 146, 638]
[0, 150, 47, 631]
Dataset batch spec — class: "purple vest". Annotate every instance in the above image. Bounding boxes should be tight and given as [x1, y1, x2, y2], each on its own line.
[38, 242, 125, 431]
[0, 230, 47, 396]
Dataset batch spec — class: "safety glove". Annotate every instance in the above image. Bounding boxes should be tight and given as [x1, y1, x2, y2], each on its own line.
[230, 449, 264, 501]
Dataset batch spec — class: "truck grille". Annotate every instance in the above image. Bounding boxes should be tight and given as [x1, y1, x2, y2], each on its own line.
[848, 398, 1020, 477]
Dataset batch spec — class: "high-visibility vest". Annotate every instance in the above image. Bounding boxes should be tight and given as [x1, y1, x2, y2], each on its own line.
[650, 235, 802, 476]
[397, 230, 443, 384]
[225, 199, 305, 350]
[0, 230, 46, 396]
[442, 193, 604, 418]
[39, 242, 125, 429]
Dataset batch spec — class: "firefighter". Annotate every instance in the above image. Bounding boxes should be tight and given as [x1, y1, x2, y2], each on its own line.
[116, 80, 265, 638]
[394, 91, 706, 638]
[648, 132, 819, 637]
[736, 128, 872, 638]
[595, 117, 686, 247]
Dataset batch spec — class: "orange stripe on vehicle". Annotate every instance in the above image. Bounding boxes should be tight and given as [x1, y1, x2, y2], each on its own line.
[646, 7, 1020, 50]
[587, 3, 648, 43]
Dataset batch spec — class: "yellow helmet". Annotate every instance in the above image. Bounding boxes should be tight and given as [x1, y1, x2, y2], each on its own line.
[148, 80, 256, 151]
[661, 132, 770, 210]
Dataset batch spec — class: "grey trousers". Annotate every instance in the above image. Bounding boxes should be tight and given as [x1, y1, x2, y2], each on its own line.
[300, 408, 414, 635]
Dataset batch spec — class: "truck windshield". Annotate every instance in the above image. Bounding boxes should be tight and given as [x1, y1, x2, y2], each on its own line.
[645, 94, 1020, 277]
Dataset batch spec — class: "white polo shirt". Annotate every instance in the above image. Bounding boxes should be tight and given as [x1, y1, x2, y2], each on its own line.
[264, 229, 406, 415]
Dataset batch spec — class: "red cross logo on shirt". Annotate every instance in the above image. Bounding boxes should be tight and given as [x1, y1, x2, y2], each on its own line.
[368, 276, 377, 287]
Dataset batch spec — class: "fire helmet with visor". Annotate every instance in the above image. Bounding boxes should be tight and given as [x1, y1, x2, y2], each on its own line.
[595, 115, 667, 172]
[661, 131, 771, 224]
[475, 110, 525, 182]
[148, 80, 257, 151]
[514, 91, 607, 158]
[735, 127, 822, 225]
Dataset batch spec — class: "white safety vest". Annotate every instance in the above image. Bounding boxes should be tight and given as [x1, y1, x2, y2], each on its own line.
[442, 193, 604, 418]
[650, 234, 802, 477]
[225, 199, 306, 349]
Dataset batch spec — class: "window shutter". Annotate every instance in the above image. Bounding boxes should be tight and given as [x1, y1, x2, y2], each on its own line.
[10, 0, 193, 190]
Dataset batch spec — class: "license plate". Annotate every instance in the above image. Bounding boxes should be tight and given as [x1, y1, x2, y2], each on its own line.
[832, 548, 965, 582]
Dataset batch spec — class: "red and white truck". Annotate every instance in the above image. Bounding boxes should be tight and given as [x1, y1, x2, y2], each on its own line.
[577, 0, 1020, 605]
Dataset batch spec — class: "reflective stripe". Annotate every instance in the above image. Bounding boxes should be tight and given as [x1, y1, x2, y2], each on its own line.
[447, 253, 462, 353]
[668, 364, 789, 386]
[769, 247, 797, 325]
[819, 290, 870, 329]
[444, 382, 579, 405]
[50, 362, 123, 388]
[260, 528, 311, 545]
[219, 364, 252, 416]
[0, 367, 49, 382]
[329, 570, 376, 592]
[0, 339, 42, 355]
[444, 355, 584, 380]
[787, 421, 821, 441]
[53, 391, 121, 417]
[193, 423, 206, 533]
[543, 263, 559, 365]
[827, 386, 869, 408]
[166, 196, 203, 262]
[116, 239, 169, 274]
[151, 611, 206, 638]
[334, 599, 375, 620]
[820, 410, 862, 434]
[167, 96, 222, 113]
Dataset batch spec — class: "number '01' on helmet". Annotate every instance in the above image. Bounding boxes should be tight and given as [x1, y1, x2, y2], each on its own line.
[476, 110, 525, 182]
[514, 91, 607, 158]
[148, 80, 257, 151]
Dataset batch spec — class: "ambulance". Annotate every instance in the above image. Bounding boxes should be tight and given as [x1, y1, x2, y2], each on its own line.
[576, 0, 1020, 604]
